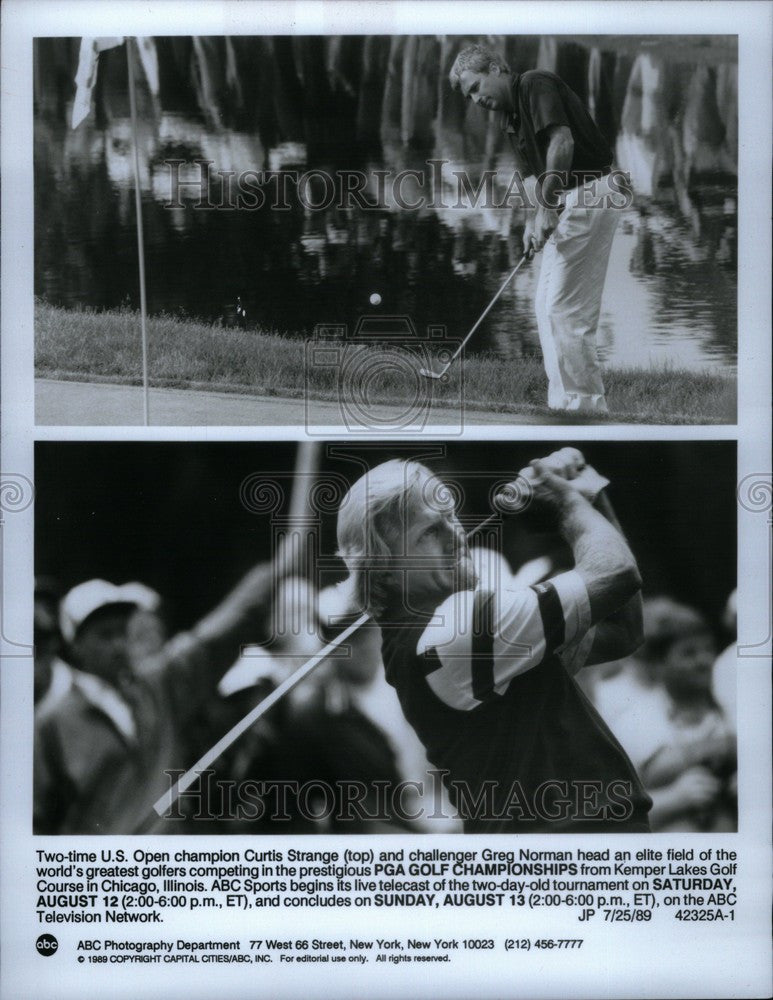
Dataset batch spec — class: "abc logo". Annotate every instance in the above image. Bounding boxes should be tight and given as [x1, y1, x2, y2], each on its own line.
[36, 934, 58, 956]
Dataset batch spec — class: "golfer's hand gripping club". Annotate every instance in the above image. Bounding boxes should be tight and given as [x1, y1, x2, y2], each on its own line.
[493, 448, 609, 514]
[523, 205, 562, 258]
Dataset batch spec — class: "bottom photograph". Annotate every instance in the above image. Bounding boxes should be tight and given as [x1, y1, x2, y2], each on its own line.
[33, 440, 737, 836]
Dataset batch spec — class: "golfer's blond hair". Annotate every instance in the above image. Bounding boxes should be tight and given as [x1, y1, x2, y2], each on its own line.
[337, 460, 431, 617]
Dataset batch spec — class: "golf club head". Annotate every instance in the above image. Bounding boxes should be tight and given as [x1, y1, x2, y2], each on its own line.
[419, 368, 443, 380]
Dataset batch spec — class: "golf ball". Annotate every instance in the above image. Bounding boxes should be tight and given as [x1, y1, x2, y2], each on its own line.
[369, 292, 382, 306]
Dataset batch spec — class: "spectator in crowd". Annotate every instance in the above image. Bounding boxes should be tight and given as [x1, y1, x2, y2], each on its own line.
[33, 577, 71, 712]
[34, 553, 292, 834]
[590, 596, 685, 729]
[711, 588, 737, 728]
[611, 598, 736, 831]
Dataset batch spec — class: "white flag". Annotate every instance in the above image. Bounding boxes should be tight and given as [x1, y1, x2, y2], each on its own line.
[71, 37, 124, 129]
[71, 37, 160, 129]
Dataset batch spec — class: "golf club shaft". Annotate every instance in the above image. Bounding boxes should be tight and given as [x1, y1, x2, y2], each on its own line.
[445, 253, 528, 369]
[152, 510, 508, 817]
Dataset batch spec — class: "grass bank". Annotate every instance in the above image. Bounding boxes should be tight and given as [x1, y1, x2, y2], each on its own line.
[35, 303, 736, 424]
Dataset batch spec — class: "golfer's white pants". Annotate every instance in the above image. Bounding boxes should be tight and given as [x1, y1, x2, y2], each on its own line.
[535, 175, 619, 413]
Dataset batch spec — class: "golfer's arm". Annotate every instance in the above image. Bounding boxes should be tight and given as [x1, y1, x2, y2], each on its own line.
[506, 138, 540, 222]
[191, 562, 278, 675]
[583, 492, 644, 665]
[556, 492, 642, 625]
[540, 124, 574, 207]
[149, 562, 279, 691]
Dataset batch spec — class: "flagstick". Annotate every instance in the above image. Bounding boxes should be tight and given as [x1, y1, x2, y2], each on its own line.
[126, 38, 150, 426]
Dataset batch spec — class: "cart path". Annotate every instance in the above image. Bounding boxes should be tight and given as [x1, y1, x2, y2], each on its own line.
[36, 378, 553, 427]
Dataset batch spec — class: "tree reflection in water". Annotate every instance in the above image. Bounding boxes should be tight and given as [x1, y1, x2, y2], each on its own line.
[34, 34, 737, 372]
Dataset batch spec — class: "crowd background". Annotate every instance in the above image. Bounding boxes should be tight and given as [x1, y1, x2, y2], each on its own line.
[34, 441, 737, 834]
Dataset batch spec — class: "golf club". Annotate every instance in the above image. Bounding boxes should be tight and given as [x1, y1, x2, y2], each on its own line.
[419, 252, 530, 381]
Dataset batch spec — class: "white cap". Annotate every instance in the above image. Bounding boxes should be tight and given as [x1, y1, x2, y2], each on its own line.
[60, 579, 161, 643]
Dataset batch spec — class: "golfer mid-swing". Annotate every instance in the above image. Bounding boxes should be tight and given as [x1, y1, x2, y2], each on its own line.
[336, 452, 652, 832]
[450, 44, 621, 413]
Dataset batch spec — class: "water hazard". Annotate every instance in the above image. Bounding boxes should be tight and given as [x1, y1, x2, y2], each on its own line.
[34, 35, 737, 373]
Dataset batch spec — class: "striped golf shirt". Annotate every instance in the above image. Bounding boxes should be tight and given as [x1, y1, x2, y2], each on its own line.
[379, 571, 651, 832]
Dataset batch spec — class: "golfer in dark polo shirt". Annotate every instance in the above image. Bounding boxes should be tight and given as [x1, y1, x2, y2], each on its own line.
[335, 451, 652, 832]
[450, 44, 623, 414]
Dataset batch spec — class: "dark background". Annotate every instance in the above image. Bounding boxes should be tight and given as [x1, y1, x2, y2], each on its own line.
[35, 441, 736, 634]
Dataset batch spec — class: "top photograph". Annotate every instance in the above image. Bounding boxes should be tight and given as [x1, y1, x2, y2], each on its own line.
[34, 33, 738, 429]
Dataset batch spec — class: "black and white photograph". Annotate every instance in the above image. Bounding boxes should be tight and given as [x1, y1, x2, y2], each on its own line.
[2, 2, 771, 999]
[33, 440, 737, 836]
[34, 32, 738, 427]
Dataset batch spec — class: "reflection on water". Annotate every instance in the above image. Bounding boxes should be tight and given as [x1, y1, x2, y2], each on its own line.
[34, 35, 737, 373]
